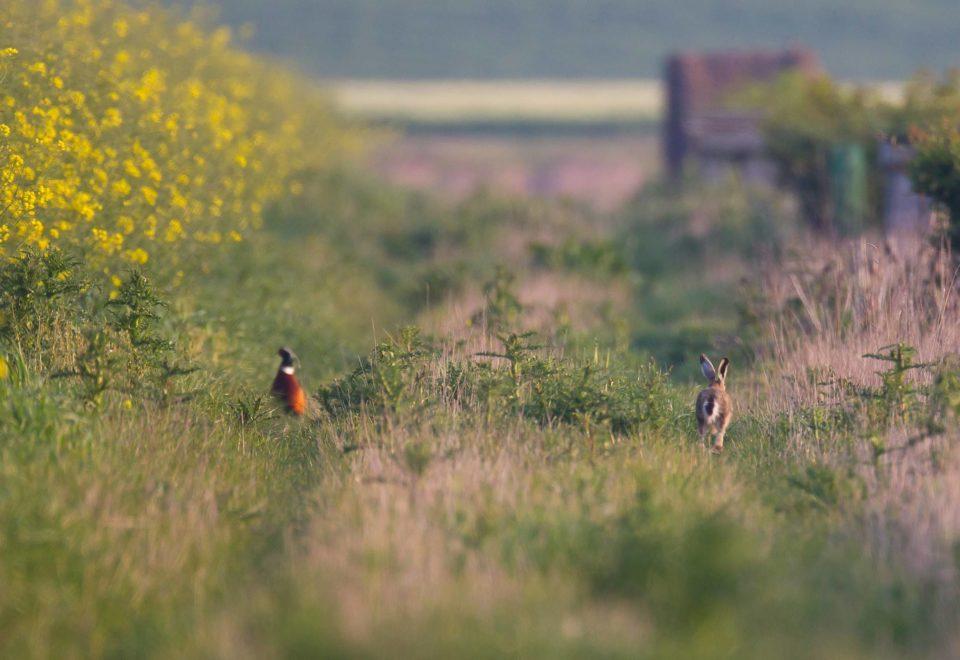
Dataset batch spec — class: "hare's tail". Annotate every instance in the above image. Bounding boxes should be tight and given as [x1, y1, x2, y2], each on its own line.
[700, 393, 719, 424]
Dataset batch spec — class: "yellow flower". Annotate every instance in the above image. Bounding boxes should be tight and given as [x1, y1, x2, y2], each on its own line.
[90, 227, 124, 254]
[144, 215, 157, 239]
[164, 219, 183, 242]
[134, 68, 166, 103]
[102, 108, 122, 128]
[141, 186, 157, 206]
[0, 0, 353, 274]
[112, 179, 132, 197]
[170, 187, 188, 210]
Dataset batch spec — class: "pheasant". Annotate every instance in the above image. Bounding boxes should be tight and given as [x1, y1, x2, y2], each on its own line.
[271, 347, 307, 416]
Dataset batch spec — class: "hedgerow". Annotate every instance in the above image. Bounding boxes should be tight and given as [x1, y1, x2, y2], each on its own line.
[318, 326, 676, 435]
[0, 0, 360, 279]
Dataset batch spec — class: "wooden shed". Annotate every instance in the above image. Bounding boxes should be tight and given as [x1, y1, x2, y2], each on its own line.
[663, 48, 822, 180]
[878, 142, 932, 234]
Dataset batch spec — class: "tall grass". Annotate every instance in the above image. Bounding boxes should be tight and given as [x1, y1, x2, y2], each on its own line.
[752, 235, 959, 410]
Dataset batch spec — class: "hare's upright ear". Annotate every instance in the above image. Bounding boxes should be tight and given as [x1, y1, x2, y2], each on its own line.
[717, 357, 730, 382]
[699, 354, 716, 382]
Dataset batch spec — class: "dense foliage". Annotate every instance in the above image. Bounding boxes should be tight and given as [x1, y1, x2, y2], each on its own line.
[910, 123, 960, 247]
[0, 0, 358, 277]
[737, 72, 960, 234]
[318, 326, 673, 435]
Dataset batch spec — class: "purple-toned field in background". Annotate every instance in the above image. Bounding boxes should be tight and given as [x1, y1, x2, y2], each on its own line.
[369, 133, 659, 210]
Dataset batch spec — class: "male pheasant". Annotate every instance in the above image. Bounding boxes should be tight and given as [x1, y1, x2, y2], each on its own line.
[271, 347, 307, 416]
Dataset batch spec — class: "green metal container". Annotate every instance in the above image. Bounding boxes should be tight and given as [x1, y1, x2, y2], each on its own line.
[828, 143, 868, 235]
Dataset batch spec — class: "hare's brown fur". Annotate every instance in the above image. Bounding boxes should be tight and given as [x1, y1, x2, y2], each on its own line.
[695, 354, 732, 452]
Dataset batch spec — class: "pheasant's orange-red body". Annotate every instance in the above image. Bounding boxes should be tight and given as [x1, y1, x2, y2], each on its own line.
[272, 348, 306, 416]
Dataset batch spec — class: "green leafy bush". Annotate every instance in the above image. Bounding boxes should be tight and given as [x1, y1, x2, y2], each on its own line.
[0, 249, 191, 405]
[738, 71, 960, 238]
[529, 237, 626, 278]
[910, 123, 960, 248]
[929, 355, 960, 428]
[318, 326, 436, 418]
[318, 326, 674, 435]
[739, 74, 887, 231]
[0, 248, 88, 351]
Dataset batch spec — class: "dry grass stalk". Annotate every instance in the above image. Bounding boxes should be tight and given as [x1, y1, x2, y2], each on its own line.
[753, 235, 960, 412]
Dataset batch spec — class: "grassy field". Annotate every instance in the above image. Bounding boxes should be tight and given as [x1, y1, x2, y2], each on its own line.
[8, 165, 960, 657]
[330, 79, 662, 125]
[199, 0, 960, 79]
[5, 2, 960, 658]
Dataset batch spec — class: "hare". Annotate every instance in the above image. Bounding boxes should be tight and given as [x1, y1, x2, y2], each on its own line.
[695, 354, 732, 453]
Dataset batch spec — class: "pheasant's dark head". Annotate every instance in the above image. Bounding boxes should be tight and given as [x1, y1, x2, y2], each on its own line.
[278, 347, 297, 369]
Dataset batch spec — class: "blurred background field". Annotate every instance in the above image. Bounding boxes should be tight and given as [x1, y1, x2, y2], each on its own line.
[199, 0, 959, 80]
[330, 79, 662, 125]
[330, 79, 661, 208]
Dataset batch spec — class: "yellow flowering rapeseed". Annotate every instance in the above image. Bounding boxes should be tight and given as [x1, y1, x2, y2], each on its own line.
[0, 0, 362, 274]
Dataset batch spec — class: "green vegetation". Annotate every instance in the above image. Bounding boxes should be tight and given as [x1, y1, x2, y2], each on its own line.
[10, 157, 960, 655]
[6, 2, 960, 658]
[198, 0, 958, 79]
[910, 120, 960, 249]
[738, 71, 960, 234]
